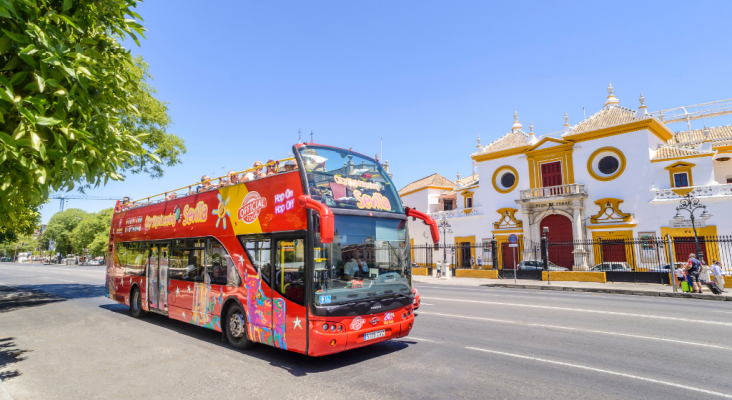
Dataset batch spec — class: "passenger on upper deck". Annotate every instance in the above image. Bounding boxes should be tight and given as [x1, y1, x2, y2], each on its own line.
[121, 196, 131, 211]
[227, 171, 240, 186]
[243, 161, 265, 182]
[281, 160, 296, 173]
[264, 159, 277, 176]
[198, 175, 218, 193]
[166, 192, 178, 201]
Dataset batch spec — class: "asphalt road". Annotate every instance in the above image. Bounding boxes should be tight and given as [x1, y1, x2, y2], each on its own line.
[1, 263, 732, 399]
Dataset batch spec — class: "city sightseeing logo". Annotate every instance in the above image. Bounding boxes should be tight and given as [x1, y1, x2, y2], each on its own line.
[350, 316, 365, 331]
[238, 191, 267, 224]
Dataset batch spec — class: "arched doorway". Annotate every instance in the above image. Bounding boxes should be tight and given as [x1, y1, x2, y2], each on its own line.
[540, 214, 574, 270]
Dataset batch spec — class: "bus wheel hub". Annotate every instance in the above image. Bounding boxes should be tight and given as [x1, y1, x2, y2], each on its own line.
[230, 313, 246, 338]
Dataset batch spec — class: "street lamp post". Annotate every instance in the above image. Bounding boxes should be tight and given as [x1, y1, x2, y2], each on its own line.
[437, 216, 452, 265]
[673, 193, 712, 264]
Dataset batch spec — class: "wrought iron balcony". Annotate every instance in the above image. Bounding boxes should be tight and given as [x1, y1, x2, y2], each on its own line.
[652, 184, 732, 201]
[519, 183, 587, 200]
[429, 207, 483, 219]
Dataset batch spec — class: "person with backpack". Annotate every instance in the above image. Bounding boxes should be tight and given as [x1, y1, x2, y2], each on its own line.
[710, 261, 726, 293]
[685, 253, 704, 293]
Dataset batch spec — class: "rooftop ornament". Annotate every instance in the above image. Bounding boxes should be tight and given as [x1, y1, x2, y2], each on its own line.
[512, 110, 523, 132]
[604, 82, 619, 108]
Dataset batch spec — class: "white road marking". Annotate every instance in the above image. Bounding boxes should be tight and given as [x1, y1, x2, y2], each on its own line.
[419, 303, 434, 306]
[39, 277, 75, 283]
[713, 311, 732, 314]
[421, 297, 732, 327]
[400, 337, 438, 343]
[466, 346, 732, 399]
[419, 311, 732, 351]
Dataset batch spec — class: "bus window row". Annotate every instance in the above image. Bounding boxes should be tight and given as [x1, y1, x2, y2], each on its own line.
[239, 235, 306, 306]
[114, 237, 241, 287]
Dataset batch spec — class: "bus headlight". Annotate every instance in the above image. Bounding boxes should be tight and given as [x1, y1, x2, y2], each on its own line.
[330, 325, 336, 332]
[322, 323, 329, 331]
[338, 325, 343, 332]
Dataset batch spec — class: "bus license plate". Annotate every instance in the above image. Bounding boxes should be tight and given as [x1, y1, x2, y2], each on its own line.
[364, 330, 385, 341]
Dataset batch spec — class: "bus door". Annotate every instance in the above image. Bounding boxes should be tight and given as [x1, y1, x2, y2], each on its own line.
[147, 242, 170, 313]
[272, 235, 307, 352]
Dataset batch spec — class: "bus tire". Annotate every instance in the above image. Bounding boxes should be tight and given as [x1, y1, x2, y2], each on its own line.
[225, 304, 255, 350]
[130, 287, 146, 318]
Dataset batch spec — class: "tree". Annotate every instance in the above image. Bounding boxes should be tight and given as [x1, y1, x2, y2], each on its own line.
[69, 206, 111, 253]
[41, 208, 89, 255]
[0, 1, 185, 234]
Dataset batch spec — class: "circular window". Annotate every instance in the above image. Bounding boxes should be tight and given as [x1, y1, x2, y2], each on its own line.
[598, 156, 619, 174]
[587, 147, 626, 181]
[492, 166, 519, 193]
[500, 172, 516, 188]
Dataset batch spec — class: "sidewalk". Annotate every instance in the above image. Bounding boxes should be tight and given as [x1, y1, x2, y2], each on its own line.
[413, 275, 732, 301]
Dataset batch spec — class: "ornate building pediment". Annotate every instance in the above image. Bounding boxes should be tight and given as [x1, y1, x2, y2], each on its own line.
[590, 198, 632, 224]
[493, 207, 523, 229]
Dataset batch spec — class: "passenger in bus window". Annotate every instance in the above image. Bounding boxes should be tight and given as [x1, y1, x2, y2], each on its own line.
[166, 192, 178, 201]
[264, 159, 277, 176]
[121, 196, 131, 210]
[198, 175, 218, 192]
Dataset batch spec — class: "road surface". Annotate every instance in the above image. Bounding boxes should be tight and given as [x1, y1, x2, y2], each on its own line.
[1, 262, 731, 399]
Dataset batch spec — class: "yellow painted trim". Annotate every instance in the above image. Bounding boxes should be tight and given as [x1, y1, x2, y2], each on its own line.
[587, 223, 637, 230]
[525, 138, 574, 155]
[412, 267, 428, 276]
[491, 229, 524, 234]
[672, 187, 693, 196]
[492, 165, 519, 194]
[456, 269, 498, 279]
[399, 185, 456, 197]
[461, 190, 474, 208]
[563, 118, 674, 143]
[591, 230, 635, 267]
[472, 145, 531, 162]
[650, 152, 715, 163]
[410, 238, 414, 262]
[590, 198, 632, 224]
[454, 236, 476, 267]
[493, 207, 523, 229]
[661, 226, 720, 264]
[665, 161, 695, 188]
[542, 271, 607, 283]
[495, 234, 523, 270]
[526, 141, 575, 189]
[587, 147, 627, 182]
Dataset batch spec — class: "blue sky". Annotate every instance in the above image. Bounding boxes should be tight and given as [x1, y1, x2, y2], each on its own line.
[41, 0, 732, 222]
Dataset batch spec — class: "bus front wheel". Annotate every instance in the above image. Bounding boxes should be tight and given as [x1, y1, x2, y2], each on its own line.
[226, 304, 255, 350]
[130, 287, 146, 318]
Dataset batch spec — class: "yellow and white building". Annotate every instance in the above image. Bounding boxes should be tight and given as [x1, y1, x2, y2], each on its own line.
[400, 84, 732, 270]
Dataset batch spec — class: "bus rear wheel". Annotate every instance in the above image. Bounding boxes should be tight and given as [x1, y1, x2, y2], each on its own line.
[226, 304, 254, 350]
[130, 287, 146, 318]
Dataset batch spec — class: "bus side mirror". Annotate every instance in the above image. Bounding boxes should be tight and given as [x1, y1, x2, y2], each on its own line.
[297, 195, 334, 243]
[405, 207, 439, 244]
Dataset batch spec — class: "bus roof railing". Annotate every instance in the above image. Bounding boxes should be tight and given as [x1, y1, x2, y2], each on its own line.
[117, 157, 297, 213]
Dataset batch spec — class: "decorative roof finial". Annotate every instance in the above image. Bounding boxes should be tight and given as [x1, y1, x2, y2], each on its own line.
[476, 135, 482, 149]
[511, 110, 523, 132]
[457, 171, 461, 180]
[529, 121, 534, 134]
[703, 125, 711, 140]
[563, 112, 569, 126]
[639, 92, 645, 107]
[659, 110, 664, 121]
[604, 81, 619, 108]
[477, 135, 481, 145]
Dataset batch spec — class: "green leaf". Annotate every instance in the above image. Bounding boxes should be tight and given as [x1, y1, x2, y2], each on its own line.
[0, 35, 12, 55]
[62, 0, 72, 11]
[1, 56, 23, 71]
[36, 117, 61, 126]
[0, 6, 11, 19]
[29, 130, 41, 151]
[0, 88, 12, 102]
[18, 51, 36, 68]
[0, 131, 16, 146]
[1, 29, 30, 44]
[9, 71, 28, 85]
[35, 74, 44, 93]
[0, 74, 12, 92]
[45, 78, 58, 88]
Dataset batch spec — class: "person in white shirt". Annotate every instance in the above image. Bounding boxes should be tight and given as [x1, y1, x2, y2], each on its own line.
[710, 261, 726, 292]
[344, 258, 359, 277]
[675, 266, 686, 290]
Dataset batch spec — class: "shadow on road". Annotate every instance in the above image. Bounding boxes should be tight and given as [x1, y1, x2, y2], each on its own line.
[100, 303, 412, 377]
[0, 284, 105, 314]
[0, 337, 30, 381]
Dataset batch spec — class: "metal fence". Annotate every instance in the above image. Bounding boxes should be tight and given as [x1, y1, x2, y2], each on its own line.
[412, 235, 732, 284]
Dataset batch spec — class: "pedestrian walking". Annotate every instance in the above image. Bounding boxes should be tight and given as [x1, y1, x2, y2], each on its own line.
[685, 254, 704, 293]
[675, 265, 687, 290]
[436, 260, 442, 278]
[470, 256, 475, 269]
[710, 260, 727, 293]
[477, 256, 482, 269]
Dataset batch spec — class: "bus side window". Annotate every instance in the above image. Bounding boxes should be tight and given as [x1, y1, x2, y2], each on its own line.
[274, 238, 305, 306]
[168, 242, 188, 280]
[205, 238, 230, 285]
[126, 242, 146, 276]
[240, 237, 271, 285]
[115, 242, 127, 272]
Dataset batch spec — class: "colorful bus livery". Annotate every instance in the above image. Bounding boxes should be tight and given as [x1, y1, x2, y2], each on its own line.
[106, 144, 439, 356]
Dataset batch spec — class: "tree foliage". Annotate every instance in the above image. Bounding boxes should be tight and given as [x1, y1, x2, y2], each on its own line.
[41, 207, 88, 254]
[41, 207, 112, 256]
[0, 0, 185, 233]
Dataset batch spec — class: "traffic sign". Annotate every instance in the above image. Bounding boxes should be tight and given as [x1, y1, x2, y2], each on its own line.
[508, 234, 518, 244]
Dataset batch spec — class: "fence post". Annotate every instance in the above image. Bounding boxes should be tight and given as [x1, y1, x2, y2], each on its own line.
[542, 227, 550, 285]
[491, 237, 498, 270]
[666, 234, 678, 292]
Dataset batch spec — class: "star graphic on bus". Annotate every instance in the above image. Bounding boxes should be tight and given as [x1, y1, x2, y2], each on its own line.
[237, 254, 245, 265]
[176, 287, 180, 296]
[212, 193, 231, 229]
[187, 285, 191, 293]
[293, 316, 302, 329]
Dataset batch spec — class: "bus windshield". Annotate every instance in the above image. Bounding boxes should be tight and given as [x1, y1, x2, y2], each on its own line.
[298, 145, 403, 214]
[313, 215, 411, 306]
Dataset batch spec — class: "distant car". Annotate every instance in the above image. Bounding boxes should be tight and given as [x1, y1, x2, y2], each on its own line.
[87, 259, 104, 266]
[517, 260, 569, 271]
[590, 262, 633, 272]
[412, 287, 420, 310]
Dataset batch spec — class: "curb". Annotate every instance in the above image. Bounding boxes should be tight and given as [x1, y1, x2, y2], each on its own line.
[481, 283, 732, 301]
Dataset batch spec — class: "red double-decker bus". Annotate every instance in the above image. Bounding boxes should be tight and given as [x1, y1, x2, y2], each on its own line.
[106, 143, 438, 356]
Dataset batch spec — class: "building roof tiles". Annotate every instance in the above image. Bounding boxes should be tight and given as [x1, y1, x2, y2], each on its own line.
[398, 173, 456, 195]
